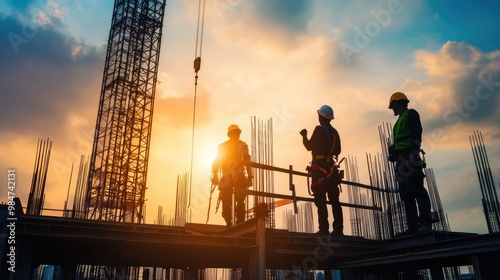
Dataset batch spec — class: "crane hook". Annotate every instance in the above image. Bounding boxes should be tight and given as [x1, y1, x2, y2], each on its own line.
[194, 56, 201, 73]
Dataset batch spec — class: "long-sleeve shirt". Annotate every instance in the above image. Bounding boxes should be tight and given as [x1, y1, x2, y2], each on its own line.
[406, 109, 422, 149]
[302, 124, 341, 157]
[212, 138, 252, 177]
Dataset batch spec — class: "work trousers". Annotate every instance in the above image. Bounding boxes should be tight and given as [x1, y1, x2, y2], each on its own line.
[220, 174, 247, 226]
[313, 180, 343, 233]
[396, 159, 432, 230]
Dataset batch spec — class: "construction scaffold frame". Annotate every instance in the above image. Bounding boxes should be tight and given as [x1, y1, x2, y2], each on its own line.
[86, 0, 166, 223]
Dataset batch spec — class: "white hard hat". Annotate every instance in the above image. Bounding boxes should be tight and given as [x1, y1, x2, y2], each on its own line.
[317, 105, 334, 119]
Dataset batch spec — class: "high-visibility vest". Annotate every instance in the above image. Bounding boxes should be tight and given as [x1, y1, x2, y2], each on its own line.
[393, 109, 414, 150]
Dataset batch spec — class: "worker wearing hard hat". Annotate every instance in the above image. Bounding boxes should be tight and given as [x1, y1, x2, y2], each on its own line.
[388, 92, 432, 237]
[300, 105, 344, 237]
[212, 124, 253, 227]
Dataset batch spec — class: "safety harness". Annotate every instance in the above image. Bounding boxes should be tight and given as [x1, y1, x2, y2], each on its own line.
[307, 125, 344, 194]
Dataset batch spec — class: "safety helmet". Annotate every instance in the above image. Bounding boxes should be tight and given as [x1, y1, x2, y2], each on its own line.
[227, 124, 241, 136]
[317, 105, 334, 120]
[388, 92, 409, 109]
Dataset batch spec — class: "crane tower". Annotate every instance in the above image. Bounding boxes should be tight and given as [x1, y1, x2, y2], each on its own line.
[86, 0, 166, 222]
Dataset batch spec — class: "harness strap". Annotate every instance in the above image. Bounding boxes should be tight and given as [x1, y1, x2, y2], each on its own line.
[310, 161, 336, 179]
[313, 154, 331, 160]
[321, 124, 337, 159]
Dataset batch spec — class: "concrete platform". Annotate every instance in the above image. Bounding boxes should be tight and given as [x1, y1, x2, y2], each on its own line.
[3, 211, 500, 279]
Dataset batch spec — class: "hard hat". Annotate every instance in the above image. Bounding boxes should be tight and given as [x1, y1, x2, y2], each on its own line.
[227, 124, 241, 136]
[388, 92, 409, 109]
[317, 105, 334, 120]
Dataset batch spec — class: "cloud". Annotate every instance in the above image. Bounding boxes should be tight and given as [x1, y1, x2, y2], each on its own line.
[402, 41, 500, 137]
[251, 0, 313, 32]
[0, 14, 104, 207]
[3, 0, 67, 28]
[0, 16, 104, 139]
[211, 0, 314, 52]
[415, 41, 482, 78]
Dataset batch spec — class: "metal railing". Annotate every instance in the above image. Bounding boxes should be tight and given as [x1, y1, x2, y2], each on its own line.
[243, 161, 382, 214]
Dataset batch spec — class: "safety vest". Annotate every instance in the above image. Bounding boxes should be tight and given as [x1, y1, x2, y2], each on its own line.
[393, 109, 414, 150]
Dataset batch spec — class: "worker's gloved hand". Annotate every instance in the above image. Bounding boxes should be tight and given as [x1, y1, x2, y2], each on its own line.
[211, 175, 219, 185]
[299, 129, 307, 137]
[387, 144, 396, 162]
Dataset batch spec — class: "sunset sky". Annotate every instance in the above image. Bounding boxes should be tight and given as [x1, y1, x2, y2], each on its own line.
[1, 0, 499, 234]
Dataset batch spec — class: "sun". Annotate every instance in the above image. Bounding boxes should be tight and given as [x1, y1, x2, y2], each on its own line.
[194, 138, 220, 177]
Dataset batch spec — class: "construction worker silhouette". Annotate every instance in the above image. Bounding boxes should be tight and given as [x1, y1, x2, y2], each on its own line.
[212, 124, 253, 227]
[300, 105, 344, 236]
[388, 92, 432, 237]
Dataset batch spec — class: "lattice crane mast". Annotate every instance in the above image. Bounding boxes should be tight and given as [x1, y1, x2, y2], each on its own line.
[85, 0, 166, 223]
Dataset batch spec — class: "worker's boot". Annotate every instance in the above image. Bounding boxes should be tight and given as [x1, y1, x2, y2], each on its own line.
[330, 230, 344, 237]
[331, 222, 344, 237]
[418, 222, 432, 233]
[394, 226, 418, 238]
[315, 229, 329, 236]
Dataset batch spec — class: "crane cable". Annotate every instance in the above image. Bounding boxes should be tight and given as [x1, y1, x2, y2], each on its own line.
[188, 0, 207, 208]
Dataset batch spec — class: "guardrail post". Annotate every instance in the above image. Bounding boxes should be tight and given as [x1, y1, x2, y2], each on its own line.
[289, 165, 298, 214]
[248, 203, 267, 280]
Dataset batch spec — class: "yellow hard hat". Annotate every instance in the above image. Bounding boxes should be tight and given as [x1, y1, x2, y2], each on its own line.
[388, 92, 409, 109]
[227, 124, 241, 136]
